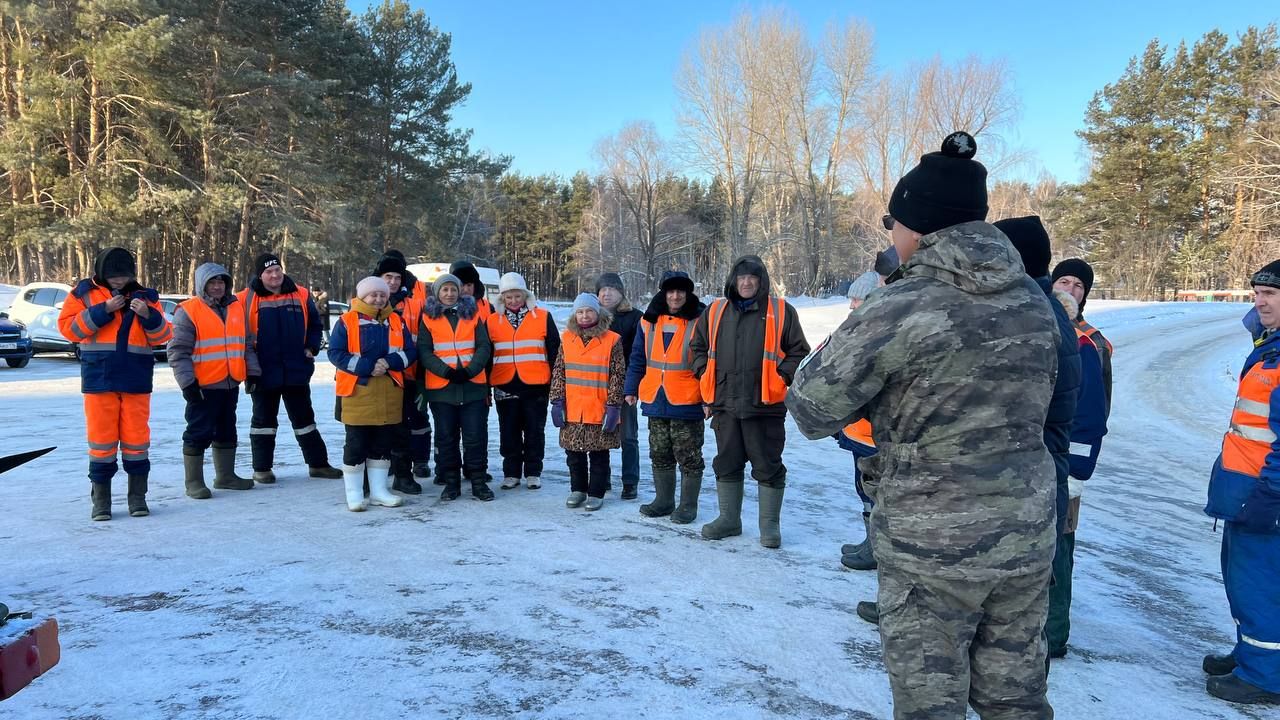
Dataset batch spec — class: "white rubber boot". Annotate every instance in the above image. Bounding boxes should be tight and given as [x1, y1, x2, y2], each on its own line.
[366, 458, 403, 507]
[343, 464, 367, 512]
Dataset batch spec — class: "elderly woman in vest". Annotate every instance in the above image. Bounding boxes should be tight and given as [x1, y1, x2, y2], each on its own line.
[418, 273, 494, 502]
[487, 272, 559, 491]
[169, 262, 260, 499]
[551, 293, 625, 511]
[623, 271, 707, 523]
[327, 276, 413, 511]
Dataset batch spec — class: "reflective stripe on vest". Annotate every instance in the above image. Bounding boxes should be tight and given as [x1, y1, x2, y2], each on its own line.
[699, 297, 788, 405]
[487, 308, 551, 386]
[1077, 319, 1112, 354]
[842, 419, 875, 448]
[334, 309, 405, 397]
[422, 313, 488, 390]
[1219, 361, 1280, 476]
[181, 297, 247, 386]
[392, 295, 423, 380]
[563, 329, 619, 424]
[638, 316, 701, 405]
[238, 285, 310, 346]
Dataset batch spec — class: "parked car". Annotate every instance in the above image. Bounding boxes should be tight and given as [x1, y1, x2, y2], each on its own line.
[5, 283, 72, 327]
[0, 314, 34, 368]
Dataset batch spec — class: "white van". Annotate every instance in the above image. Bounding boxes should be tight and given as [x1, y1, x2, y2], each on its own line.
[406, 263, 502, 306]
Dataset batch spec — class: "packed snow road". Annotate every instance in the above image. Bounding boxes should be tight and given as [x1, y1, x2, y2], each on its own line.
[0, 300, 1268, 719]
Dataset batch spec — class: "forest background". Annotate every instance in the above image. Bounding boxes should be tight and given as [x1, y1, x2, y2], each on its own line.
[2, 1, 1278, 300]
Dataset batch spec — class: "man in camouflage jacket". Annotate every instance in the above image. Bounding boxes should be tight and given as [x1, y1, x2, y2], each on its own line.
[787, 132, 1059, 720]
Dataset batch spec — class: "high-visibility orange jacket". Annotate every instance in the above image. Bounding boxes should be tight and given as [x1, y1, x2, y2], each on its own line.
[58, 278, 172, 394]
[562, 329, 620, 424]
[487, 307, 552, 386]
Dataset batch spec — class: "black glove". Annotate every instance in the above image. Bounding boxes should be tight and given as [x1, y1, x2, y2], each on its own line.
[448, 366, 470, 383]
[244, 376, 260, 395]
[182, 384, 204, 403]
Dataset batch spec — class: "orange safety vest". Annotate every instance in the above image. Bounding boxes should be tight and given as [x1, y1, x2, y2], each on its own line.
[237, 285, 310, 344]
[700, 297, 788, 405]
[562, 329, 619, 424]
[391, 294, 424, 381]
[1077, 318, 1112, 355]
[638, 315, 701, 405]
[422, 313, 488, 390]
[180, 297, 247, 386]
[335, 309, 405, 397]
[487, 308, 550, 386]
[1218, 361, 1280, 478]
[841, 419, 875, 448]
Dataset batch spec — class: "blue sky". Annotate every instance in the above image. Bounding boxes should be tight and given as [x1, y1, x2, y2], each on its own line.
[378, 1, 1277, 184]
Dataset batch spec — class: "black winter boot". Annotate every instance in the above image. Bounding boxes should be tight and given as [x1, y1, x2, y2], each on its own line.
[841, 513, 877, 570]
[91, 481, 112, 521]
[1207, 673, 1280, 704]
[1203, 653, 1237, 676]
[701, 476, 744, 540]
[440, 476, 462, 501]
[670, 471, 702, 524]
[856, 601, 879, 625]
[621, 483, 638, 500]
[126, 475, 149, 517]
[414, 462, 432, 479]
[639, 468, 676, 517]
[211, 443, 252, 490]
[471, 477, 495, 502]
[391, 453, 422, 494]
[250, 429, 276, 478]
[183, 447, 212, 499]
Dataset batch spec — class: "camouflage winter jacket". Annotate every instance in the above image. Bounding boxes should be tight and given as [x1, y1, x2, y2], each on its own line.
[786, 221, 1060, 581]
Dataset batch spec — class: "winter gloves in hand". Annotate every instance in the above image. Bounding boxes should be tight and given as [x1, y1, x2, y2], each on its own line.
[182, 384, 204, 403]
[602, 404, 621, 432]
[244, 376, 260, 395]
[1240, 485, 1280, 534]
[447, 366, 470, 383]
[551, 400, 566, 428]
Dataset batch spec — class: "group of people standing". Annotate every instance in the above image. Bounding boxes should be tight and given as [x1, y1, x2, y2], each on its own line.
[53, 129, 1279, 717]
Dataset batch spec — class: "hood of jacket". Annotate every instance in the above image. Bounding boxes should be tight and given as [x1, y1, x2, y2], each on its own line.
[424, 293, 478, 320]
[724, 255, 772, 303]
[900, 221, 1027, 296]
[195, 262, 235, 306]
[567, 308, 614, 339]
[250, 273, 299, 297]
[642, 291, 704, 323]
[92, 247, 143, 294]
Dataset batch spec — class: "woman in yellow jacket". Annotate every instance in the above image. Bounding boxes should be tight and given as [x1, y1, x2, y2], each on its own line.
[550, 293, 626, 511]
[328, 277, 414, 511]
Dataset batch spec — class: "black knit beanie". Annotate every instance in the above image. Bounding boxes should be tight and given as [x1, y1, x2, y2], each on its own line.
[595, 272, 625, 296]
[1250, 260, 1280, 290]
[94, 247, 137, 282]
[994, 216, 1052, 278]
[887, 132, 989, 236]
[375, 254, 407, 278]
[1052, 258, 1095, 312]
[253, 252, 282, 277]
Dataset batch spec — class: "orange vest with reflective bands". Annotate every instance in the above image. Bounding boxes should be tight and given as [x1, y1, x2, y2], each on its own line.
[638, 316, 701, 405]
[180, 297, 247, 386]
[422, 313, 487, 390]
[334, 309, 405, 397]
[392, 294, 424, 380]
[1218, 360, 1280, 478]
[841, 419, 875, 448]
[1077, 318, 1112, 354]
[237, 285, 310, 343]
[487, 308, 550, 386]
[563, 329, 619, 424]
[700, 297, 788, 405]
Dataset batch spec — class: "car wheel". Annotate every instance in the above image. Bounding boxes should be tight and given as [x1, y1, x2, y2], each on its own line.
[5, 355, 30, 368]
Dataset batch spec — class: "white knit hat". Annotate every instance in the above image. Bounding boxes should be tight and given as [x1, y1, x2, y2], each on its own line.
[499, 272, 529, 294]
[355, 276, 390, 301]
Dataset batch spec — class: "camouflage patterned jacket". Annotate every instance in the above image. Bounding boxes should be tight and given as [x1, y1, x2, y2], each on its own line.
[786, 221, 1060, 581]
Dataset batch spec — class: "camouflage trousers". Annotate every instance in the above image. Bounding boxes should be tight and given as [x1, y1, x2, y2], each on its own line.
[647, 417, 705, 473]
[877, 561, 1053, 720]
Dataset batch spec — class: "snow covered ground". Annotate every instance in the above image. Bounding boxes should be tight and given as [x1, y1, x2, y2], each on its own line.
[0, 299, 1270, 719]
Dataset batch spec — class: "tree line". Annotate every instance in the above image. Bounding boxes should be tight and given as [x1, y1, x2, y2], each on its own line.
[2, 4, 1277, 300]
